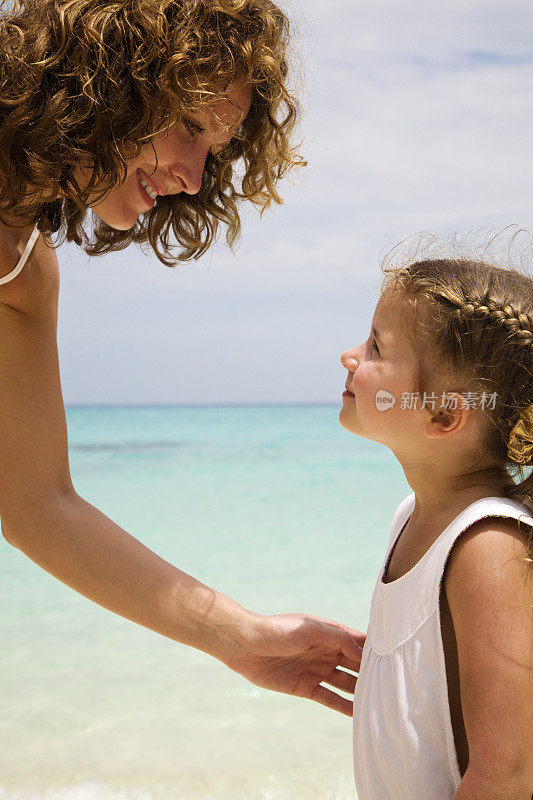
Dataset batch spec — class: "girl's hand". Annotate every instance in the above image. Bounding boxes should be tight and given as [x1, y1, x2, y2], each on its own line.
[222, 613, 366, 716]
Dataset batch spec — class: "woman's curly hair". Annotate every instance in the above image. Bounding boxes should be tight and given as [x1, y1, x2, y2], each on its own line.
[0, 0, 304, 264]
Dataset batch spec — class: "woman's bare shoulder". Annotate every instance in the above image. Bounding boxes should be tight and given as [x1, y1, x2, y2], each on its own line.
[0, 221, 59, 315]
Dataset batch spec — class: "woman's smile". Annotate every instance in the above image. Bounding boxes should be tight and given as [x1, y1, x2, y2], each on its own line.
[137, 168, 166, 198]
[136, 170, 157, 208]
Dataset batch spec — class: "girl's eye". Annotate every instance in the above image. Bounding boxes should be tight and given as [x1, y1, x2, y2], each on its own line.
[183, 119, 206, 138]
[372, 338, 380, 355]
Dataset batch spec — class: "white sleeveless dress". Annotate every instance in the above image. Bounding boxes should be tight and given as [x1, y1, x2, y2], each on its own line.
[0, 221, 40, 285]
[353, 491, 533, 800]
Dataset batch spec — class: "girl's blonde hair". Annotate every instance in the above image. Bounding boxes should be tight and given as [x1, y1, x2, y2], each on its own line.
[380, 255, 533, 535]
[0, 0, 304, 264]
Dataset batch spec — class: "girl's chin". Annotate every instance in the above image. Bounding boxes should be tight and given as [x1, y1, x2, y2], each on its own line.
[338, 408, 358, 433]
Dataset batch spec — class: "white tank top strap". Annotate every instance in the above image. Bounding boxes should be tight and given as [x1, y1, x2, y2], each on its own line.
[428, 494, 533, 598]
[386, 491, 415, 548]
[0, 222, 40, 286]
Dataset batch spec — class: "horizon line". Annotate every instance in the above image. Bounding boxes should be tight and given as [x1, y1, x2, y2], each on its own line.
[65, 401, 340, 409]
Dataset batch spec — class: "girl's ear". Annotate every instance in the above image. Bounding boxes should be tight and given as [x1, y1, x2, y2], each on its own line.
[424, 392, 471, 440]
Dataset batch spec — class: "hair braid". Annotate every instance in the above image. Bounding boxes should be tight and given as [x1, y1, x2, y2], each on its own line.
[433, 285, 533, 343]
[457, 296, 533, 347]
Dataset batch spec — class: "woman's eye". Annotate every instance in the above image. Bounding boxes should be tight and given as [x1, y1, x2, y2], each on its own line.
[372, 338, 380, 355]
[183, 119, 206, 138]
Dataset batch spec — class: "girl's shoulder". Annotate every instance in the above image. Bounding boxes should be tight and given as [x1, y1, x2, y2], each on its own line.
[440, 494, 533, 574]
[445, 512, 532, 575]
[443, 510, 532, 644]
[444, 496, 532, 584]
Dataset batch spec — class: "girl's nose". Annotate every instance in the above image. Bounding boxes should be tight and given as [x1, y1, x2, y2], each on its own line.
[340, 347, 359, 372]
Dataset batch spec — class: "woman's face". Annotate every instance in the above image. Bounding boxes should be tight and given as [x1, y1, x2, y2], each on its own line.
[75, 81, 252, 231]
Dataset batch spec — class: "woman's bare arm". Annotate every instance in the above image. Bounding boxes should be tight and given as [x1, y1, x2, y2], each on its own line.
[0, 234, 365, 714]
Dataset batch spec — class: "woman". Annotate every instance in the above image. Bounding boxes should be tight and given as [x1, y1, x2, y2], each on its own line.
[0, 0, 364, 718]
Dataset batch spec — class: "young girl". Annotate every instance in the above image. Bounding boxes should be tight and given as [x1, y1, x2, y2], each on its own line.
[340, 255, 533, 799]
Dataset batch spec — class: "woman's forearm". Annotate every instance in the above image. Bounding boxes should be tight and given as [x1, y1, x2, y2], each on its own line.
[2, 490, 254, 661]
[2, 489, 366, 714]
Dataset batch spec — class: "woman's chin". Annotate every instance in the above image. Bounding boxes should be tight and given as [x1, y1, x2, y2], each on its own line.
[91, 207, 138, 231]
[109, 220, 138, 231]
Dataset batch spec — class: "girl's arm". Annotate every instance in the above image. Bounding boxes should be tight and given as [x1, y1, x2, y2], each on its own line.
[444, 518, 533, 799]
[0, 239, 364, 717]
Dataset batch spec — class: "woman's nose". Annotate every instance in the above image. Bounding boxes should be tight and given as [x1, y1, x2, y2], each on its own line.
[340, 347, 359, 371]
[175, 150, 208, 195]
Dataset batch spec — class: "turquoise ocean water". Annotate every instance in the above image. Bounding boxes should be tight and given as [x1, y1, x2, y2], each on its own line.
[0, 405, 410, 800]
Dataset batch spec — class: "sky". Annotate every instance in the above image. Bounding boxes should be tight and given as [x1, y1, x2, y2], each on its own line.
[57, 0, 533, 404]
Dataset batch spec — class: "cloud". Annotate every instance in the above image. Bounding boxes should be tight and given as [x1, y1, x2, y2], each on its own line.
[58, 0, 533, 404]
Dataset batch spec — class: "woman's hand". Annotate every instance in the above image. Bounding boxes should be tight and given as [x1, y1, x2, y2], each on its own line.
[222, 613, 366, 716]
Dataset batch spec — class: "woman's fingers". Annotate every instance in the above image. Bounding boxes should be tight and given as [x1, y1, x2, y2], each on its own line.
[322, 667, 357, 694]
[339, 632, 365, 666]
[338, 653, 363, 672]
[308, 614, 366, 646]
[307, 665, 359, 716]
[307, 616, 366, 666]
[309, 684, 353, 717]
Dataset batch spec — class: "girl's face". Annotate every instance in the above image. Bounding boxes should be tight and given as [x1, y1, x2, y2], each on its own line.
[73, 81, 252, 231]
[339, 292, 425, 454]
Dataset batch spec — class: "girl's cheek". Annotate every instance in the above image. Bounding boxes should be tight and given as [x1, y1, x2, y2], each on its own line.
[353, 364, 370, 393]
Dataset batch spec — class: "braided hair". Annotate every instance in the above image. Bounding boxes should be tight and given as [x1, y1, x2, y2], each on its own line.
[380, 258, 533, 515]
